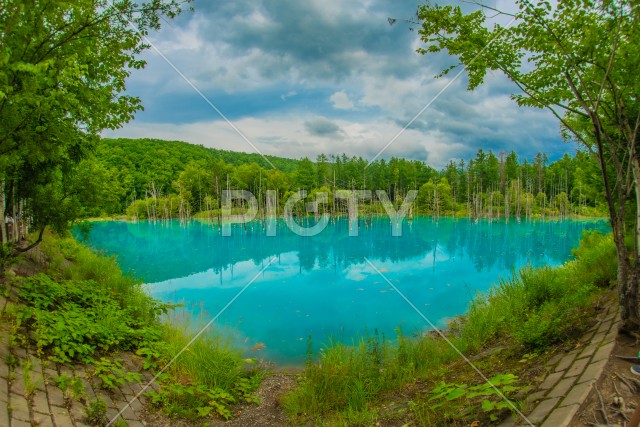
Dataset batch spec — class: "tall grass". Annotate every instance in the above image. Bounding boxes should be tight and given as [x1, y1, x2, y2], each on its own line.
[462, 230, 616, 350]
[158, 309, 255, 390]
[284, 230, 617, 423]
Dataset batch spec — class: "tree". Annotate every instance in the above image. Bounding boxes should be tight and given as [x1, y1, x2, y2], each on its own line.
[176, 161, 212, 212]
[436, 178, 453, 212]
[316, 154, 329, 187]
[418, 180, 436, 213]
[533, 152, 548, 194]
[295, 158, 317, 190]
[265, 170, 291, 204]
[17, 156, 117, 251]
[505, 151, 519, 182]
[417, 0, 640, 331]
[0, 0, 189, 248]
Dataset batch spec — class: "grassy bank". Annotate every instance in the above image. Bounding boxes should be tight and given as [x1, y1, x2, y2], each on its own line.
[282, 230, 617, 426]
[0, 228, 617, 425]
[1, 231, 262, 423]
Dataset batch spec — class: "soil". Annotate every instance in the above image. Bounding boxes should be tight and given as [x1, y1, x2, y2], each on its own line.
[209, 372, 298, 427]
[141, 371, 298, 427]
[570, 331, 640, 427]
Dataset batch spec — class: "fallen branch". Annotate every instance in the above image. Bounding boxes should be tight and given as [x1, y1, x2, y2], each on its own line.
[613, 407, 631, 422]
[620, 373, 640, 390]
[614, 371, 637, 393]
[614, 355, 640, 363]
[595, 384, 610, 425]
[612, 381, 622, 397]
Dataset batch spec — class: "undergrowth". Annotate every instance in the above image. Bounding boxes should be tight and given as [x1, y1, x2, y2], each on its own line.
[283, 230, 616, 425]
[3, 231, 262, 422]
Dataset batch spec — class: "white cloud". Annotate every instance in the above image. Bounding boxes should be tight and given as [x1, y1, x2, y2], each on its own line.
[280, 90, 297, 100]
[103, 112, 469, 169]
[113, 0, 575, 167]
[330, 91, 355, 110]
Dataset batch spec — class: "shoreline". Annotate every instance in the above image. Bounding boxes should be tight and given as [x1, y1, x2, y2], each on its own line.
[81, 213, 610, 224]
[3, 221, 617, 425]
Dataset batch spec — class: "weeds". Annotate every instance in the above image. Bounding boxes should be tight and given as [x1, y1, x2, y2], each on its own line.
[425, 374, 521, 423]
[22, 359, 42, 398]
[84, 398, 107, 425]
[5, 232, 263, 422]
[148, 380, 237, 420]
[7, 273, 166, 363]
[284, 231, 616, 425]
[147, 315, 263, 420]
[55, 374, 86, 402]
[4, 353, 19, 370]
[90, 357, 140, 390]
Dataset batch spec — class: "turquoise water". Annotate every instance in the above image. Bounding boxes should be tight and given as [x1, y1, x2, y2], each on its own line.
[77, 217, 609, 365]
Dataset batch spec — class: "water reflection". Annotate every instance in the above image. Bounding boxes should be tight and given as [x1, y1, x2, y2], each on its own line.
[78, 217, 608, 365]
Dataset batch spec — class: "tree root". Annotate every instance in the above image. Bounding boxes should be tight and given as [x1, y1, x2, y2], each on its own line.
[595, 384, 610, 425]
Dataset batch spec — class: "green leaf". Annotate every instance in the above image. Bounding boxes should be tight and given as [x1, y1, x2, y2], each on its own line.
[445, 388, 466, 401]
[481, 399, 495, 412]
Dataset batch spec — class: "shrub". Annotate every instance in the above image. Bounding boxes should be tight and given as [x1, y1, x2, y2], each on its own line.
[84, 399, 108, 425]
[40, 232, 163, 326]
[9, 274, 160, 362]
[571, 230, 617, 288]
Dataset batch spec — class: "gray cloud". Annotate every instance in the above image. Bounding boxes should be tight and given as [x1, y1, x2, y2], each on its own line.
[115, 0, 576, 168]
[304, 117, 344, 138]
[191, 0, 427, 84]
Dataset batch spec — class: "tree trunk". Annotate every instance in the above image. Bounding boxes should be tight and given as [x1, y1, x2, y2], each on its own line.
[0, 179, 6, 244]
[11, 180, 17, 242]
[622, 157, 640, 331]
[611, 203, 640, 331]
[616, 246, 640, 331]
[632, 158, 640, 260]
[13, 226, 45, 254]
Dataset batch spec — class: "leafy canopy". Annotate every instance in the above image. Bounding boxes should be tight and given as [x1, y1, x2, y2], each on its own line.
[417, 0, 640, 329]
[0, 0, 190, 240]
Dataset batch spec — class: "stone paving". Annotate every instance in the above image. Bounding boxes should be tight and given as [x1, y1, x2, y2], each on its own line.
[499, 303, 620, 427]
[0, 293, 156, 427]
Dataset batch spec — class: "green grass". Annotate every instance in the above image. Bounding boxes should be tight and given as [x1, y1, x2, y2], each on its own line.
[283, 230, 617, 425]
[5, 231, 262, 422]
[156, 309, 262, 388]
[146, 316, 262, 420]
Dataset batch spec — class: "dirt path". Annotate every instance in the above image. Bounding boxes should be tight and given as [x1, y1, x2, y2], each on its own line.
[210, 373, 297, 427]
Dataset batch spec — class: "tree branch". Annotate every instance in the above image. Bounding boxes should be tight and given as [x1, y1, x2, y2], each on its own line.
[13, 226, 44, 254]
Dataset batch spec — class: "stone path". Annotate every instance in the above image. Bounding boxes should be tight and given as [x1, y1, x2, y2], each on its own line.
[0, 293, 155, 427]
[500, 303, 620, 427]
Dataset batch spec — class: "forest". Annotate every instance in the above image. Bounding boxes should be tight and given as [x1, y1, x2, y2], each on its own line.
[87, 138, 606, 222]
[0, 134, 608, 245]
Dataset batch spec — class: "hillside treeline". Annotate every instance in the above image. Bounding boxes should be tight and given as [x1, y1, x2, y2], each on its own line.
[89, 138, 606, 220]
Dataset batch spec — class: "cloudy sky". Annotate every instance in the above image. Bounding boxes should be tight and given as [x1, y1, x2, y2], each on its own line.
[105, 0, 578, 169]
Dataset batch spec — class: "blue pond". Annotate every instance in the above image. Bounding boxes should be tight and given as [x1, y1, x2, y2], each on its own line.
[77, 217, 609, 366]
